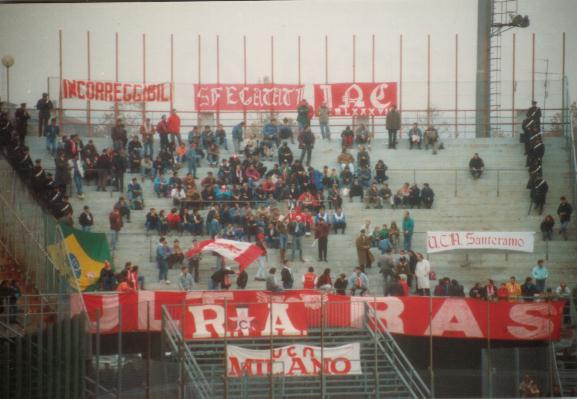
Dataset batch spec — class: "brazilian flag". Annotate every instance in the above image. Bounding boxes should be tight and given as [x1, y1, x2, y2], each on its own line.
[47, 224, 112, 291]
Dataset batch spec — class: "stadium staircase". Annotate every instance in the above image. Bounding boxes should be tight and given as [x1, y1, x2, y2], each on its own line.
[23, 134, 577, 294]
[161, 302, 430, 399]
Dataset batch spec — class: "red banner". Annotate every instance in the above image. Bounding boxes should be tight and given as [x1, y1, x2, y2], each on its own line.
[79, 291, 564, 341]
[62, 79, 171, 102]
[194, 84, 304, 111]
[187, 239, 264, 272]
[314, 82, 397, 116]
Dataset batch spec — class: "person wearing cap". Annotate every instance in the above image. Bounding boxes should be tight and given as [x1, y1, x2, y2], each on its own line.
[36, 93, 54, 137]
[14, 103, 30, 145]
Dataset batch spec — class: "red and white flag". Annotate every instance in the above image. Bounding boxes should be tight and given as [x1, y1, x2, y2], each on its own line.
[187, 239, 264, 272]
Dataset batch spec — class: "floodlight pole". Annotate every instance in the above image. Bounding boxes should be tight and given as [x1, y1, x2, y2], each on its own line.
[475, 0, 492, 138]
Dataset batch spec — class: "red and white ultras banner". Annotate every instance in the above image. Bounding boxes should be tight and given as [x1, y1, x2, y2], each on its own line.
[194, 84, 304, 111]
[61, 79, 171, 102]
[187, 239, 264, 272]
[79, 290, 565, 341]
[227, 343, 362, 377]
[313, 82, 397, 116]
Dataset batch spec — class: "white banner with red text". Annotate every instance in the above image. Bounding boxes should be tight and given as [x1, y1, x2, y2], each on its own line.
[426, 231, 534, 254]
[78, 290, 564, 341]
[186, 239, 264, 272]
[313, 82, 397, 116]
[194, 84, 304, 111]
[61, 79, 171, 102]
[227, 343, 362, 377]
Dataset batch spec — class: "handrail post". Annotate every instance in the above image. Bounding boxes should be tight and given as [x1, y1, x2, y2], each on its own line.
[496, 170, 500, 197]
[454, 169, 458, 197]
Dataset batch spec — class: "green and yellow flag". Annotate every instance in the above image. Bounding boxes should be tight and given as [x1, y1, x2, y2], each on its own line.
[47, 224, 112, 291]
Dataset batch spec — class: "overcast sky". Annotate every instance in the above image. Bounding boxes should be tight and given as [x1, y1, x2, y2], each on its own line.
[0, 0, 575, 113]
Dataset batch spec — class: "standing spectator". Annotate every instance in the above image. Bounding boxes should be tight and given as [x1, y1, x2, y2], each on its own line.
[54, 150, 71, 194]
[236, 270, 248, 289]
[281, 260, 294, 289]
[79, 205, 94, 232]
[178, 266, 194, 291]
[210, 265, 235, 290]
[414, 253, 431, 296]
[96, 149, 111, 192]
[298, 127, 315, 167]
[140, 118, 154, 160]
[36, 93, 53, 137]
[279, 118, 294, 144]
[348, 266, 369, 296]
[540, 215, 555, 241]
[186, 239, 201, 283]
[111, 150, 127, 192]
[289, 216, 305, 262]
[45, 118, 59, 155]
[334, 273, 348, 295]
[156, 237, 171, 284]
[186, 142, 199, 178]
[111, 119, 127, 151]
[70, 155, 84, 199]
[469, 283, 484, 299]
[385, 105, 400, 149]
[128, 265, 144, 290]
[156, 114, 169, 150]
[557, 196, 573, 240]
[469, 153, 485, 179]
[530, 178, 549, 215]
[276, 216, 289, 263]
[167, 108, 182, 145]
[109, 207, 123, 251]
[402, 211, 414, 251]
[356, 229, 373, 270]
[556, 282, 571, 325]
[296, 99, 313, 130]
[482, 279, 497, 300]
[318, 102, 331, 140]
[14, 103, 30, 144]
[254, 239, 268, 281]
[315, 217, 330, 262]
[99, 261, 116, 291]
[532, 260, 549, 293]
[231, 121, 245, 154]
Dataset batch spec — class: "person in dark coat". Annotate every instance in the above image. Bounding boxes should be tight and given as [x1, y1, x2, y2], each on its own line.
[54, 150, 71, 193]
[385, 105, 400, 149]
[96, 149, 111, 192]
[36, 93, 53, 137]
[111, 150, 127, 192]
[531, 178, 549, 215]
[14, 103, 30, 144]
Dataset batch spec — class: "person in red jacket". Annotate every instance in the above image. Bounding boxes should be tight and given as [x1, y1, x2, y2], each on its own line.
[167, 108, 182, 145]
[302, 267, 318, 289]
[156, 115, 169, 150]
[314, 217, 331, 262]
[109, 207, 123, 251]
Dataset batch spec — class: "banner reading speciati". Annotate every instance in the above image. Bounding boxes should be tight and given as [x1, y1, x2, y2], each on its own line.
[426, 231, 534, 254]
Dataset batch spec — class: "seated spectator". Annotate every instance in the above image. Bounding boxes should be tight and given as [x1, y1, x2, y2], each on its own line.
[127, 177, 144, 209]
[334, 273, 348, 295]
[98, 261, 116, 291]
[448, 279, 465, 297]
[207, 142, 219, 167]
[469, 282, 483, 299]
[348, 266, 369, 296]
[540, 215, 555, 241]
[408, 183, 421, 208]
[340, 166, 354, 187]
[166, 208, 183, 233]
[505, 276, 521, 299]
[349, 178, 364, 203]
[316, 268, 333, 291]
[141, 155, 153, 181]
[469, 153, 485, 179]
[357, 165, 372, 188]
[158, 210, 169, 236]
[341, 126, 354, 149]
[365, 183, 382, 209]
[420, 183, 435, 209]
[482, 279, 497, 300]
[434, 277, 450, 296]
[330, 207, 346, 234]
[278, 142, 293, 165]
[337, 148, 355, 174]
[378, 183, 394, 208]
[423, 125, 439, 154]
[374, 160, 389, 183]
[357, 145, 370, 169]
[279, 118, 294, 144]
[116, 278, 135, 293]
[407, 123, 422, 149]
[215, 124, 228, 150]
[266, 268, 283, 292]
[114, 197, 131, 223]
[154, 173, 170, 198]
[128, 265, 144, 290]
[521, 277, 538, 301]
[145, 208, 160, 234]
[171, 184, 187, 206]
[393, 183, 410, 208]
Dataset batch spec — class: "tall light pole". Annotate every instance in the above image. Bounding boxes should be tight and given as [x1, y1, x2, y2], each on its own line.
[2, 55, 14, 104]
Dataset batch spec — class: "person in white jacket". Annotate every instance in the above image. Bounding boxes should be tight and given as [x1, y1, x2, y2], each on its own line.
[414, 253, 431, 296]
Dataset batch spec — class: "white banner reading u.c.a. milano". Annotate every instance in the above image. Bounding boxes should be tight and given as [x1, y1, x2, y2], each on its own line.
[227, 343, 362, 377]
[426, 231, 534, 254]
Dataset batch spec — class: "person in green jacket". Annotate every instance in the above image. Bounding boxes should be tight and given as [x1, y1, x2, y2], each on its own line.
[402, 211, 414, 251]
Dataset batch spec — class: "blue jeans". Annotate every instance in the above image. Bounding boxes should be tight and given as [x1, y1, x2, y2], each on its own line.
[82, 226, 92, 232]
[157, 260, 168, 282]
[560, 221, 569, 238]
[73, 173, 83, 195]
[320, 122, 331, 140]
[255, 257, 267, 279]
[187, 158, 197, 177]
[403, 234, 412, 251]
[279, 235, 288, 250]
[291, 236, 303, 260]
[110, 230, 119, 251]
[535, 279, 546, 292]
[143, 142, 154, 159]
[46, 138, 57, 155]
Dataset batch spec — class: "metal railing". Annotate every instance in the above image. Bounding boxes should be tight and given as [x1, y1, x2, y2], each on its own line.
[364, 302, 431, 399]
[161, 305, 213, 399]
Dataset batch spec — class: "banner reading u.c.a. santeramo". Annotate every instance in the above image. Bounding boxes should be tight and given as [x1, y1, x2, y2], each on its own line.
[426, 231, 534, 254]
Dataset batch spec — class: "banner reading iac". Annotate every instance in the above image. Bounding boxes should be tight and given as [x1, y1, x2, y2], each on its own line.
[194, 84, 304, 111]
[314, 82, 397, 116]
[227, 343, 362, 377]
[62, 79, 171, 102]
[427, 231, 534, 253]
